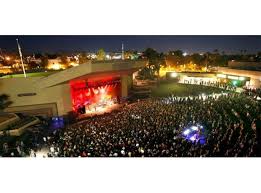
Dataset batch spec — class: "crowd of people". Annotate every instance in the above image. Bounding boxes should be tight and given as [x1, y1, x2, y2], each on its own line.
[0, 119, 49, 157]
[183, 80, 237, 91]
[1, 84, 260, 157]
[40, 92, 260, 157]
[243, 87, 261, 98]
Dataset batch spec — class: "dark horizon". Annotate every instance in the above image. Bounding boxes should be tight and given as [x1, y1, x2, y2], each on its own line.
[0, 35, 261, 55]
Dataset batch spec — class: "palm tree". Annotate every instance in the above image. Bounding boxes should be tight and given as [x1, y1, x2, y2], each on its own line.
[0, 94, 12, 111]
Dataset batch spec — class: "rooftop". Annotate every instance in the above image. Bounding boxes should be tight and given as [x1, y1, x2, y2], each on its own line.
[0, 71, 60, 79]
[0, 113, 17, 124]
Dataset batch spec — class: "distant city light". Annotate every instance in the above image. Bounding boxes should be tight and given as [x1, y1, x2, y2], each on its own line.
[70, 62, 79, 67]
[105, 54, 111, 60]
[183, 52, 188, 56]
[5, 56, 10, 61]
[49, 63, 61, 70]
[170, 72, 178, 78]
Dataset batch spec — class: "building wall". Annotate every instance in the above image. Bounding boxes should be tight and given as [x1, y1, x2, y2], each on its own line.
[249, 78, 261, 88]
[0, 77, 72, 116]
[0, 74, 134, 116]
[218, 67, 261, 88]
[121, 75, 128, 97]
[0, 60, 146, 116]
[37, 60, 146, 88]
[120, 74, 132, 97]
[228, 61, 261, 71]
[0, 113, 20, 131]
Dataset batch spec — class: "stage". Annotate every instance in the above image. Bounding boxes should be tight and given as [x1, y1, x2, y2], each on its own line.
[78, 103, 121, 118]
[70, 76, 122, 117]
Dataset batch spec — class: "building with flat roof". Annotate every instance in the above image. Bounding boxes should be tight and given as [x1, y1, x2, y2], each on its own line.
[166, 68, 261, 88]
[228, 61, 261, 71]
[0, 60, 146, 117]
[217, 67, 261, 88]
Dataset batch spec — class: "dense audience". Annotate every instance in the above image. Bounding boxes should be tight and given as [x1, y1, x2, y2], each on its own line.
[243, 87, 261, 98]
[42, 92, 261, 157]
[0, 119, 49, 157]
[1, 84, 260, 157]
[183, 80, 236, 91]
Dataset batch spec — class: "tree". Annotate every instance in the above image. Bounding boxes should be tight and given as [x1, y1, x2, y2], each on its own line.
[60, 54, 69, 66]
[171, 50, 183, 57]
[96, 48, 106, 61]
[213, 49, 219, 54]
[202, 52, 212, 70]
[143, 48, 166, 82]
[40, 55, 49, 68]
[28, 61, 39, 70]
[191, 53, 204, 66]
[0, 94, 12, 111]
[34, 53, 42, 59]
[78, 52, 88, 64]
[155, 52, 166, 78]
[138, 66, 153, 80]
[217, 55, 228, 67]
[143, 48, 159, 79]
[47, 54, 57, 59]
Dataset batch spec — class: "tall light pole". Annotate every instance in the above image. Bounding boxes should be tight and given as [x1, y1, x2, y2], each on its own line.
[16, 38, 27, 78]
[121, 43, 124, 60]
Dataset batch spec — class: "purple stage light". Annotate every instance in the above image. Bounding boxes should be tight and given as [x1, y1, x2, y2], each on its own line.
[182, 124, 206, 145]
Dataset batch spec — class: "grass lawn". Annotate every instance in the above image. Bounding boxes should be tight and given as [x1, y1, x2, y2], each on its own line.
[151, 82, 228, 97]
[1, 71, 58, 78]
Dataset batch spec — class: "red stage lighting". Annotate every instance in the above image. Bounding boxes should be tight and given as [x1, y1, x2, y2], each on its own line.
[70, 77, 121, 113]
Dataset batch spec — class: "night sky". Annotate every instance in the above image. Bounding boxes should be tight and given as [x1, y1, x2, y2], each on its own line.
[0, 35, 261, 54]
